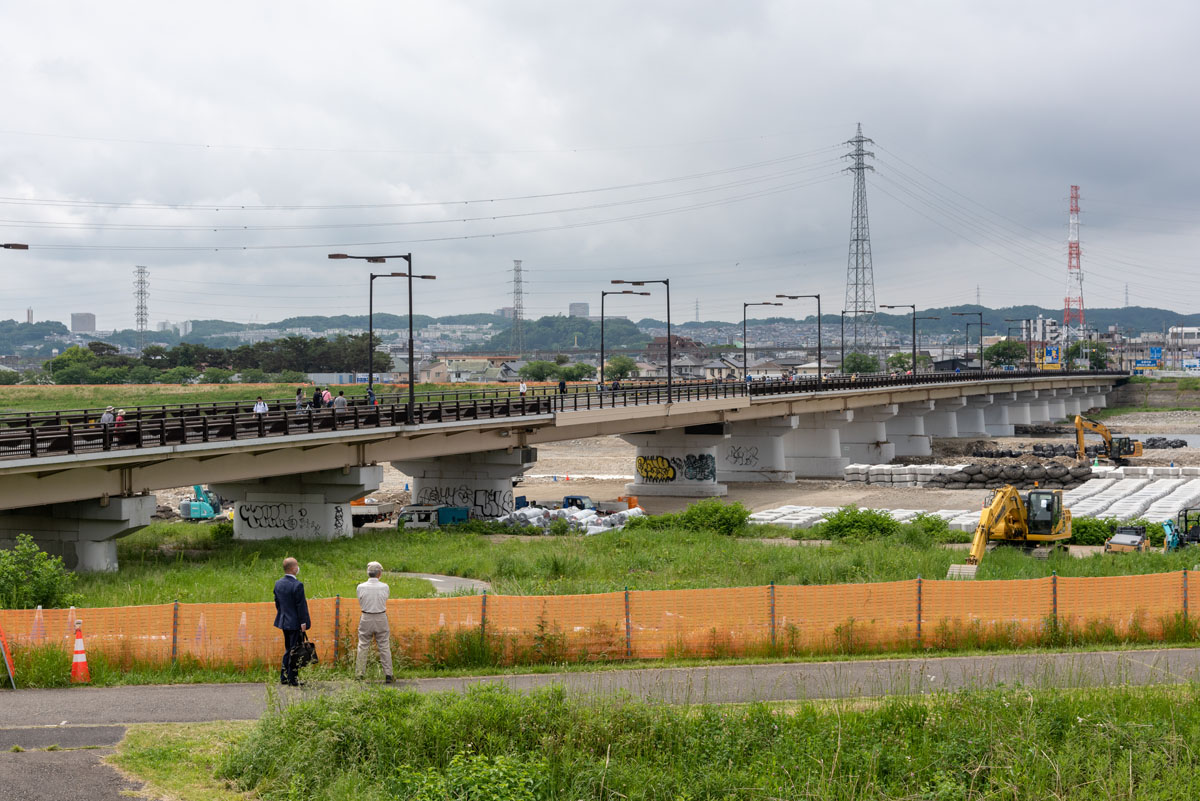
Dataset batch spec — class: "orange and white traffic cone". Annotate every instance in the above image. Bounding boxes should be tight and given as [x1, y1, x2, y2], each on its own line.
[70, 620, 90, 683]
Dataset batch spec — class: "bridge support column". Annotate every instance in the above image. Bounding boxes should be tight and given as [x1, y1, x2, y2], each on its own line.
[213, 466, 382, 540]
[1028, 391, 1052, 423]
[622, 426, 727, 497]
[1008, 391, 1036, 426]
[393, 449, 535, 518]
[0, 495, 156, 572]
[783, 410, 853, 478]
[839, 404, 897, 464]
[717, 418, 796, 483]
[924, 397, 966, 438]
[984, 392, 1017, 437]
[1061, 388, 1084, 419]
[1045, 389, 1068, 422]
[1090, 385, 1110, 410]
[956, 395, 992, 437]
[889, 400, 935, 457]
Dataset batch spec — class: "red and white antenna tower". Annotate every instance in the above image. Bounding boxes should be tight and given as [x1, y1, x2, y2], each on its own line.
[1062, 185, 1085, 343]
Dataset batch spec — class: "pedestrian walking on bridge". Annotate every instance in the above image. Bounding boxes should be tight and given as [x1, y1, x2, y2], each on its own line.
[355, 561, 393, 683]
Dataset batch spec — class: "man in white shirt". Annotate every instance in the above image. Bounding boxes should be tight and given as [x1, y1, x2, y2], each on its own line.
[355, 561, 393, 683]
[518, 381, 527, 398]
[253, 397, 268, 414]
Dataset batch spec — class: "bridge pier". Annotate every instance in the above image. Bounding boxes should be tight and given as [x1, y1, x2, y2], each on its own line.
[839, 404, 897, 464]
[716, 418, 797, 483]
[889, 400, 935, 457]
[1028, 391, 1052, 423]
[0, 495, 156, 572]
[924, 397, 966, 438]
[984, 392, 1016, 437]
[1089, 385, 1110, 409]
[1061, 387, 1084, 419]
[623, 426, 728, 497]
[393, 448, 535, 518]
[956, 395, 992, 438]
[784, 410, 852, 478]
[1008, 391, 1036, 426]
[213, 466, 382, 540]
[1045, 389, 1068, 422]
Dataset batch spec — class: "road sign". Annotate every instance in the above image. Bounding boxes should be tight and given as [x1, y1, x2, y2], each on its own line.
[1150, 347, 1163, 359]
[1134, 359, 1157, 367]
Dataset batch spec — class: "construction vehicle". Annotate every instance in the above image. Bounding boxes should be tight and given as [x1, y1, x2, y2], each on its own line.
[1104, 525, 1149, 553]
[1162, 508, 1200, 552]
[1074, 415, 1142, 465]
[350, 497, 396, 527]
[947, 485, 1071, 579]
[179, 485, 222, 521]
[399, 504, 470, 529]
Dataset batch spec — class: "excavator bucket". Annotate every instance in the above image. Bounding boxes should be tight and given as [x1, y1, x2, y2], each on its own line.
[946, 564, 977, 580]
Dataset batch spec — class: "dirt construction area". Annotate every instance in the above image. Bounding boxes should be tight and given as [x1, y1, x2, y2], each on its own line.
[152, 410, 1200, 519]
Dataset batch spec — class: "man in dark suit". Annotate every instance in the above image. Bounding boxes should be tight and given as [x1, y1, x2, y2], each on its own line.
[273, 556, 310, 686]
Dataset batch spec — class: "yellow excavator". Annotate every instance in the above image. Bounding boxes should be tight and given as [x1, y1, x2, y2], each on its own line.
[947, 486, 1072, 579]
[1075, 415, 1142, 465]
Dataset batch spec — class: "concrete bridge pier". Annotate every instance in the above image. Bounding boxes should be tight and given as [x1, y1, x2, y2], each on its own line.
[956, 395, 992, 438]
[1060, 387, 1084, 419]
[783, 410, 853, 478]
[925, 397, 966, 438]
[394, 449, 536, 518]
[984, 392, 1017, 437]
[1045, 389, 1069, 422]
[839, 404, 897, 464]
[1090, 385, 1110, 410]
[622, 426, 728, 497]
[716, 417, 797, 483]
[1008, 391, 1036, 426]
[0, 495, 156, 572]
[888, 400, 935, 457]
[1028, 391, 1052, 423]
[213, 466, 382, 540]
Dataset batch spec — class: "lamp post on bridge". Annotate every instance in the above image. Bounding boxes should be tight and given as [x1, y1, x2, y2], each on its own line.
[776, 293, 821, 380]
[612, 279, 671, 392]
[840, 310, 852, 372]
[915, 316, 940, 371]
[600, 289, 650, 385]
[879, 304, 917, 375]
[743, 301, 783, 381]
[329, 252, 436, 424]
[953, 312, 985, 373]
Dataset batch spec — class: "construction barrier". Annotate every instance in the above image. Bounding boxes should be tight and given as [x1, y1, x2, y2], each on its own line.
[0, 571, 1191, 669]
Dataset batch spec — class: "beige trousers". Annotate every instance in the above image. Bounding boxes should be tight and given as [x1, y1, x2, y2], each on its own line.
[355, 612, 393, 677]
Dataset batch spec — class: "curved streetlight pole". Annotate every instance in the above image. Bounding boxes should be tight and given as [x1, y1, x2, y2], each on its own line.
[743, 301, 783, 381]
[879, 304, 916, 374]
[776, 293, 821, 379]
[612, 279, 670, 391]
[330, 252, 435, 423]
[600, 289, 650, 385]
[952, 311, 984, 372]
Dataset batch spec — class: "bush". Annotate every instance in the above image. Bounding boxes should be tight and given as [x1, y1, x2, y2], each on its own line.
[812, 506, 900, 541]
[627, 499, 752, 536]
[0, 534, 82, 609]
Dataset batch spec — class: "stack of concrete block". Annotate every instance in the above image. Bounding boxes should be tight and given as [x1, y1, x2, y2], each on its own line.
[843, 464, 870, 483]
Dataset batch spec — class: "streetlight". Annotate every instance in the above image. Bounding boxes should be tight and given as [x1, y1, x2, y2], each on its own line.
[777, 293, 821, 380]
[613, 279, 671, 391]
[743, 301, 783, 381]
[600, 289, 650, 385]
[1, 243, 29, 250]
[915, 316, 940, 371]
[879, 304, 917, 376]
[840, 310, 853, 371]
[952, 311, 984, 372]
[329, 252, 435, 424]
[1004, 318, 1033, 369]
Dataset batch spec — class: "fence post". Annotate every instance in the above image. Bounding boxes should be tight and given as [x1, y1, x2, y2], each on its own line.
[624, 587, 632, 659]
[1184, 569, 1189, 621]
[915, 576, 922, 650]
[171, 600, 179, 666]
[1051, 571, 1058, 627]
[480, 590, 488, 641]
[334, 595, 341, 665]
[768, 582, 776, 650]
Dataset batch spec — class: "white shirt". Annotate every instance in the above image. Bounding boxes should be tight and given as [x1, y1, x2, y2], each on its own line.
[356, 577, 389, 613]
[519, 382, 527, 393]
[253, 400, 268, 413]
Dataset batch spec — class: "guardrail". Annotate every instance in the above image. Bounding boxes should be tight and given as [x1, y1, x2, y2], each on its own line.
[0, 370, 1125, 461]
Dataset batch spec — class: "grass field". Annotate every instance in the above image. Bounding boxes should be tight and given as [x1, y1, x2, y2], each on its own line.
[73, 521, 1200, 608]
[109, 683, 1200, 800]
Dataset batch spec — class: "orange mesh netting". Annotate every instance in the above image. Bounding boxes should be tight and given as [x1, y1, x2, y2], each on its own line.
[385, 595, 483, 663]
[1058, 572, 1186, 638]
[628, 586, 771, 659]
[921, 577, 1053, 648]
[775, 581, 919, 653]
[485, 592, 626, 661]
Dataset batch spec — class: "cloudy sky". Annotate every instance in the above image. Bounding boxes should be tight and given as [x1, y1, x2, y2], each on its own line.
[2, 1, 1197, 330]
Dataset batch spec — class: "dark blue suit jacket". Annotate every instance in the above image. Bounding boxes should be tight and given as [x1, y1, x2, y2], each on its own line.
[273, 574, 311, 631]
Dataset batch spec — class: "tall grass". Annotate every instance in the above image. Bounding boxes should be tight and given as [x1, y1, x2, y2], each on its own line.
[217, 683, 1200, 800]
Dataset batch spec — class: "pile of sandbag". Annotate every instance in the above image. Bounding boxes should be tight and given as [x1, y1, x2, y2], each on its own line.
[493, 505, 646, 534]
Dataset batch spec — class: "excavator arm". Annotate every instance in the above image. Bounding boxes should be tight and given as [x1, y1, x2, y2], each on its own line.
[967, 485, 1027, 566]
[1074, 415, 1112, 461]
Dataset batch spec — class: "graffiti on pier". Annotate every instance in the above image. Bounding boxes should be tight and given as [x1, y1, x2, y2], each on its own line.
[473, 488, 514, 517]
[415, 485, 474, 508]
[240, 503, 318, 535]
[682, 453, 716, 481]
[724, 445, 759, 467]
[415, 485, 513, 517]
[636, 455, 676, 483]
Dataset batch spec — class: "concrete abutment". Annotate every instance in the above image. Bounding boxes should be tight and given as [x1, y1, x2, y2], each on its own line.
[0, 495, 156, 572]
[393, 448, 536, 517]
[213, 466, 382, 541]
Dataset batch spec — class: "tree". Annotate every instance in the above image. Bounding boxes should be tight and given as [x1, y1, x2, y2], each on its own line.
[518, 360, 559, 381]
[158, 366, 198, 384]
[842, 352, 879, 373]
[553, 353, 570, 365]
[604, 355, 638, 380]
[983, 340, 1028, 367]
[886, 353, 932, 371]
[201, 367, 234, 384]
[1066, 341, 1109, 369]
[0, 369, 18, 385]
[239, 368, 270, 384]
[557, 363, 596, 381]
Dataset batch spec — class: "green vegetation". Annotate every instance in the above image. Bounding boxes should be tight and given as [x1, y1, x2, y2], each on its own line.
[885, 351, 932, 371]
[0, 534, 81, 608]
[111, 721, 252, 801]
[485, 315, 646, 352]
[518, 360, 597, 382]
[207, 683, 1200, 800]
[842, 351, 880, 373]
[1066, 339, 1110, 369]
[982, 339, 1028, 367]
[604, 354, 638, 379]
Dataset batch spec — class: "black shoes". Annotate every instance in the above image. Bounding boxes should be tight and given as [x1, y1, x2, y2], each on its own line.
[384, 675, 395, 684]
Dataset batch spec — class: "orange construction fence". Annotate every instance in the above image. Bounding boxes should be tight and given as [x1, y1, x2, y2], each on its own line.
[0, 571, 1191, 668]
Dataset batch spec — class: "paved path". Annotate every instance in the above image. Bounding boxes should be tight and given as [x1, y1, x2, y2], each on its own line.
[0, 725, 138, 801]
[390, 571, 491, 594]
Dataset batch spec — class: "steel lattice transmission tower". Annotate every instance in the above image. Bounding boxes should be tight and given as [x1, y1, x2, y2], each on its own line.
[842, 123, 878, 351]
[510, 259, 526, 356]
[133, 265, 150, 352]
[1062, 185, 1085, 344]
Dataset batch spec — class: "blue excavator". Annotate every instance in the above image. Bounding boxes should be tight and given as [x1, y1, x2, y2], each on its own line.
[179, 485, 223, 522]
[1162, 509, 1200, 552]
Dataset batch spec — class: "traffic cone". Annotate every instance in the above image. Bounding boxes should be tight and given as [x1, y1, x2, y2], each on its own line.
[70, 620, 90, 683]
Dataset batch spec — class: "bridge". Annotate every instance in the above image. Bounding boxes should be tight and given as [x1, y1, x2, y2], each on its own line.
[0, 371, 1121, 570]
